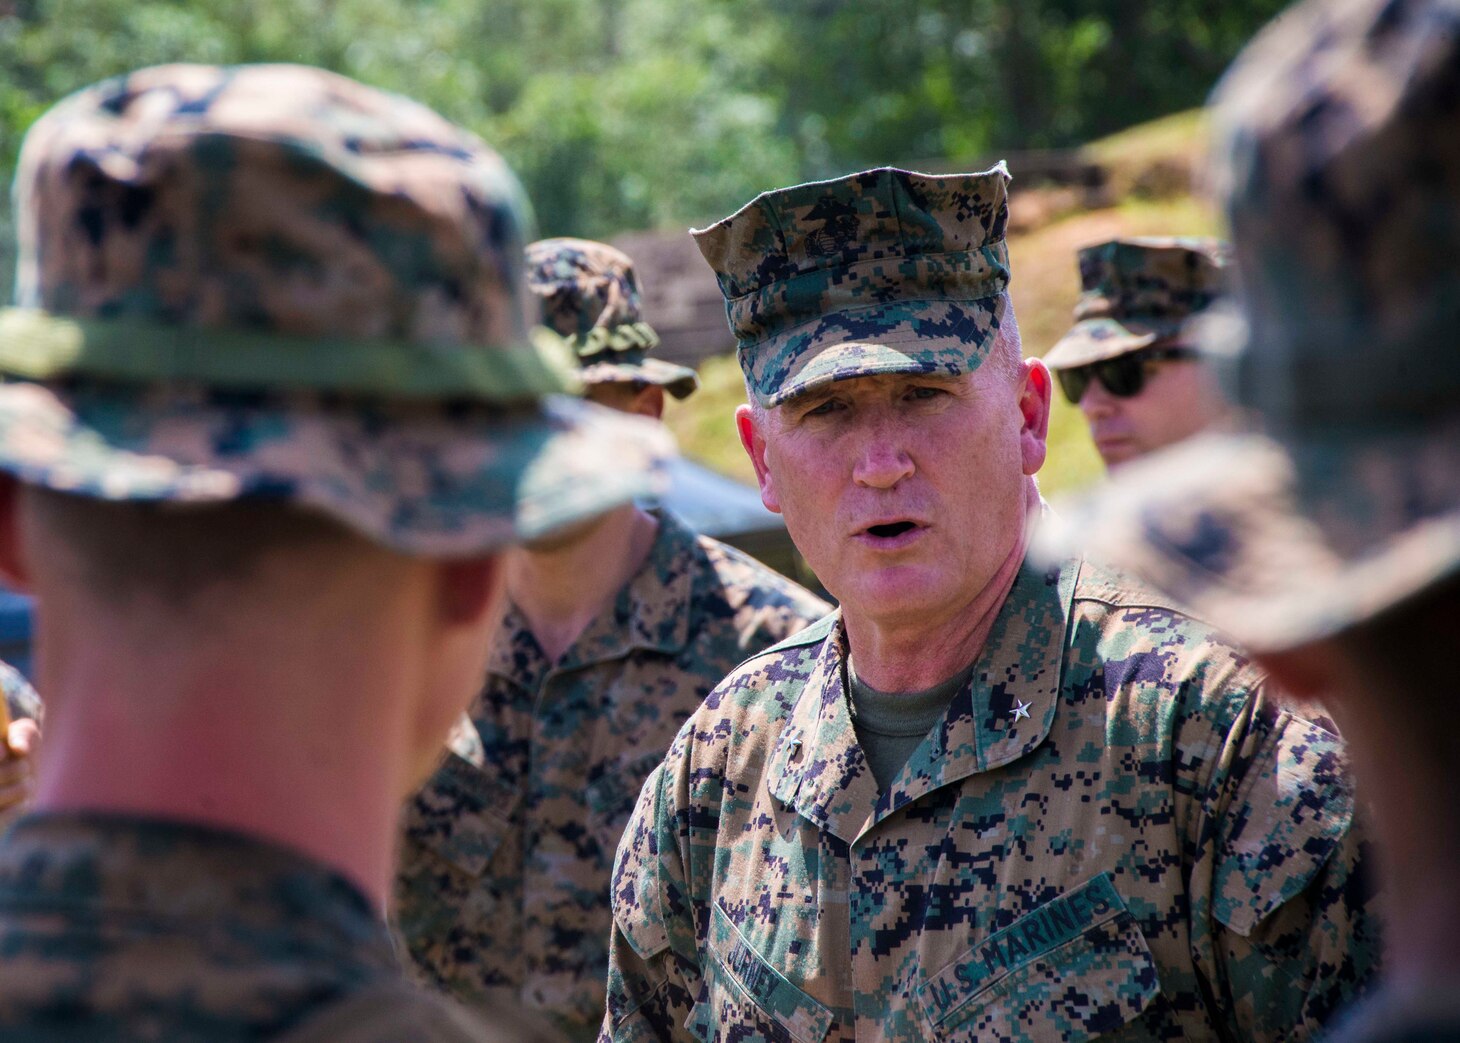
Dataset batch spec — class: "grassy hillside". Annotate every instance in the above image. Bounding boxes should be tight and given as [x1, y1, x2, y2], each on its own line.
[663, 111, 1218, 499]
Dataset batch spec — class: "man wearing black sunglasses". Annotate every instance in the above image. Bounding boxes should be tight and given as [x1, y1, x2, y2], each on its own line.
[1045, 238, 1231, 469]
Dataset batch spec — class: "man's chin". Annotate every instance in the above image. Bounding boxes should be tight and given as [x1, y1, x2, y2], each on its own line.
[1097, 442, 1144, 470]
[836, 567, 944, 622]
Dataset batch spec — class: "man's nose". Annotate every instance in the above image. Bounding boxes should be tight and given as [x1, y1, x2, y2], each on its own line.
[852, 435, 915, 489]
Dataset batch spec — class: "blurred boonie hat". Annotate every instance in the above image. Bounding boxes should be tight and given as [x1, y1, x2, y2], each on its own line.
[1043, 237, 1228, 370]
[0, 64, 671, 554]
[525, 237, 698, 399]
[1045, 0, 1460, 651]
[693, 165, 1011, 408]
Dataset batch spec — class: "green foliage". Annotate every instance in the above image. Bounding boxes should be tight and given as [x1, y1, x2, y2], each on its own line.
[0, 0, 1288, 293]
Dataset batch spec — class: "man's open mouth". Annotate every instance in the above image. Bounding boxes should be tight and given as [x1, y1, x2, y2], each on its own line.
[865, 521, 918, 539]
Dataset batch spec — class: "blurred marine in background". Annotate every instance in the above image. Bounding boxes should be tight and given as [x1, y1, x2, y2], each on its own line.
[0, 64, 671, 1040]
[600, 164, 1377, 1042]
[1061, 0, 1460, 1039]
[395, 237, 828, 1041]
[1044, 237, 1232, 469]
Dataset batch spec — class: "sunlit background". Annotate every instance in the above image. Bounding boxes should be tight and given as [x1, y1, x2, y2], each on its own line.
[0, 0, 1271, 588]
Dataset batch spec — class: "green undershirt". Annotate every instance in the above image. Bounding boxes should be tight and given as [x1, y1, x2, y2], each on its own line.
[847, 658, 975, 791]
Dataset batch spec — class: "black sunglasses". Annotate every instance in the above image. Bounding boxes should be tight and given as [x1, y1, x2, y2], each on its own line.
[1056, 347, 1198, 404]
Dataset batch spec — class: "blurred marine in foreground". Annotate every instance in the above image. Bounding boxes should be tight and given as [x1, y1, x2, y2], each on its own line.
[396, 237, 827, 1041]
[600, 165, 1377, 1042]
[1058, 0, 1460, 1039]
[0, 64, 669, 1040]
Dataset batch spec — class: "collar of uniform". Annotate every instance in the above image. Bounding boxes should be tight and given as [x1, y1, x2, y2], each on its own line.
[766, 611, 882, 844]
[487, 508, 699, 682]
[767, 553, 1077, 844]
[0, 811, 395, 966]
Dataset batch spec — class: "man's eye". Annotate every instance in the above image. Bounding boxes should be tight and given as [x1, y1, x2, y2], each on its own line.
[908, 386, 945, 401]
[803, 398, 843, 417]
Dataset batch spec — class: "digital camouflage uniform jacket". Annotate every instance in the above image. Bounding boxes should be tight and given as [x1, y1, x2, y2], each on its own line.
[0, 813, 549, 1041]
[396, 510, 830, 1040]
[602, 553, 1378, 1043]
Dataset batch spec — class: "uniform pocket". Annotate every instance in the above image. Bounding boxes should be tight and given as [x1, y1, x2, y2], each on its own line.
[1211, 712, 1354, 936]
[395, 752, 524, 995]
[404, 751, 521, 877]
[914, 873, 1159, 1043]
[687, 900, 834, 1043]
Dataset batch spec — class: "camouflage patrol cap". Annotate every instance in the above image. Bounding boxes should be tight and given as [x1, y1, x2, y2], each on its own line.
[0, 64, 670, 554]
[1042, 237, 1228, 370]
[1045, 0, 1460, 651]
[525, 238, 698, 399]
[693, 165, 1011, 407]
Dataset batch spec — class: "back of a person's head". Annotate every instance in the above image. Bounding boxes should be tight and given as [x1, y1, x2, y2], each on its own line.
[23, 491, 370, 611]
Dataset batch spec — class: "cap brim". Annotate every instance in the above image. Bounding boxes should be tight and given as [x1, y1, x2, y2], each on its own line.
[580, 356, 700, 400]
[1041, 317, 1185, 370]
[0, 380, 674, 555]
[1036, 424, 1460, 651]
[745, 298, 1004, 407]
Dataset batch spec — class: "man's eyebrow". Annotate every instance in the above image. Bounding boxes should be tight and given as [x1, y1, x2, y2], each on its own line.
[781, 387, 837, 410]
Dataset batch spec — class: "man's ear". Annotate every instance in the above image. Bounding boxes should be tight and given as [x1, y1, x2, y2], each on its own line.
[735, 404, 781, 514]
[1017, 359, 1053, 477]
[0, 475, 31, 593]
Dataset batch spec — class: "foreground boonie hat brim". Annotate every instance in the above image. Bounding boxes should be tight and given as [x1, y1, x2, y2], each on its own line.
[1041, 316, 1186, 370]
[0, 381, 673, 555]
[747, 297, 1005, 407]
[579, 356, 700, 400]
[1037, 426, 1460, 651]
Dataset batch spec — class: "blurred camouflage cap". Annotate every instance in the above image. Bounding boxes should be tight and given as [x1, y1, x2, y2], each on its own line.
[0, 64, 670, 554]
[525, 238, 698, 399]
[1043, 237, 1228, 370]
[1044, 0, 1460, 651]
[693, 165, 1011, 407]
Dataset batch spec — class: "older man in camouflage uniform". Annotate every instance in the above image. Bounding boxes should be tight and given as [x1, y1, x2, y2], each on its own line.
[395, 237, 828, 1041]
[1062, 0, 1460, 1039]
[600, 165, 1378, 1043]
[1043, 238, 1232, 469]
[0, 65, 671, 1041]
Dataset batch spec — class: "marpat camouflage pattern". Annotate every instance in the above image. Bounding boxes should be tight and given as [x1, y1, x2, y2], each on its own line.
[396, 510, 828, 1041]
[527, 238, 699, 399]
[1043, 238, 1228, 371]
[601, 551, 1378, 1042]
[693, 167, 1011, 408]
[0, 62, 665, 1043]
[0, 63, 671, 554]
[0, 813, 555, 1041]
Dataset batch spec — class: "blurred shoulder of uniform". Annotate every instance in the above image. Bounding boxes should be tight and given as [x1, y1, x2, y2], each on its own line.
[1072, 554, 1200, 618]
[658, 609, 834, 782]
[280, 976, 562, 1043]
[1068, 553, 1279, 723]
[693, 532, 832, 639]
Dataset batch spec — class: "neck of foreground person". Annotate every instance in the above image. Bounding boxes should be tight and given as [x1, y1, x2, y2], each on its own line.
[1337, 696, 1460, 998]
[27, 596, 430, 911]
